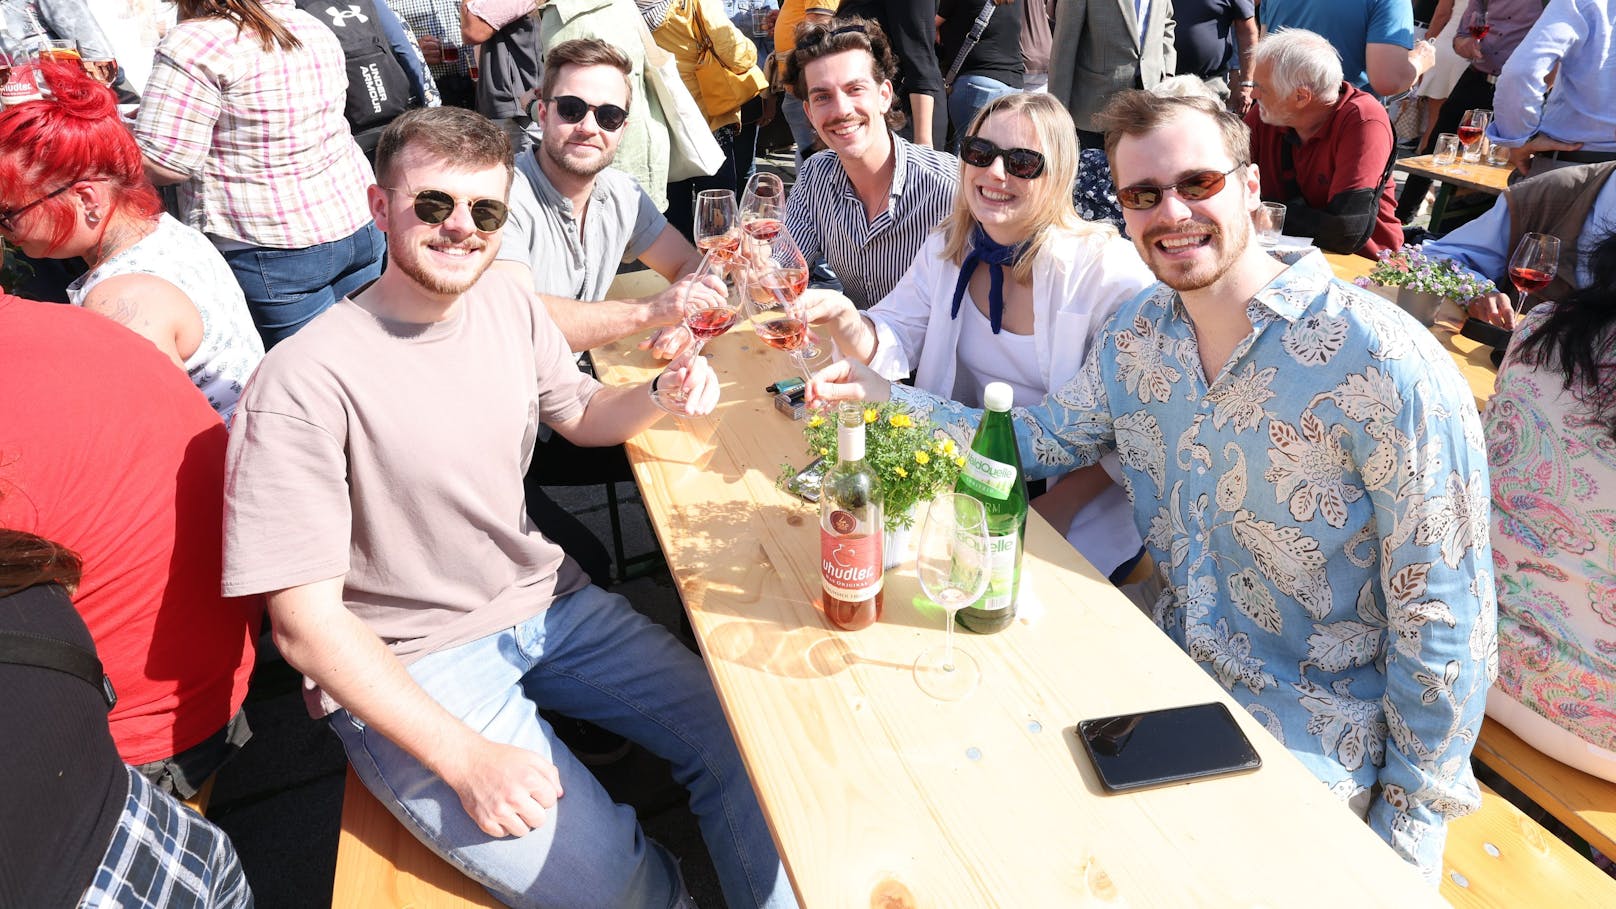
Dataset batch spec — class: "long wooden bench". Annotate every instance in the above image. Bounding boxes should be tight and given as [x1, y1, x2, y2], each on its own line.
[1440, 781, 1616, 908]
[332, 767, 500, 908]
[1473, 716, 1616, 858]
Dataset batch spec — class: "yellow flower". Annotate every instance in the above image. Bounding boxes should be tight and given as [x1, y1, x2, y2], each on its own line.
[954, 456, 967, 468]
[888, 413, 912, 428]
[894, 466, 908, 479]
[942, 439, 956, 455]
[818, 447, 829, 456]
[914, 450, 930, 465]
[807, 414, 825, 428]
[864, 408, 878, 424]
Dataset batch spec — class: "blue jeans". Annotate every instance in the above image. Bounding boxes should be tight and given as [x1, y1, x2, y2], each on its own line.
[780, 92, 816, 165]
[948, 74, 1017, 144]
[223, 221, 386, 349]
[330, 586, 796, 909]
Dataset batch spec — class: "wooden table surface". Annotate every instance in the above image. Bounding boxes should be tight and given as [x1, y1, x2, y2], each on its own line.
[1323, 252, 1500, 409]
[1393, 154, 1513, 195]
[592, 272, 1442, 907]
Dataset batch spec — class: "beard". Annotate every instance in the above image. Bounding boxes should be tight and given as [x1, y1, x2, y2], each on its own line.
[393, 236, 495, 297]
[1139, 214, 1251, 293]
[541, 134, 614, 179]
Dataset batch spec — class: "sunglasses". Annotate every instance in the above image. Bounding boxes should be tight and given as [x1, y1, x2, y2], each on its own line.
[550, 95, 629, 132]
[959, 137, 1047, 179]
[387, 188, 510, 232]
[0, 184, 73, 232]
[1116, 164, 1245, 211]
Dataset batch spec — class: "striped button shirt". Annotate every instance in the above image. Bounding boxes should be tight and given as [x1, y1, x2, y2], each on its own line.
[134, 0, 375, 250]
[785, 134, 959, 308]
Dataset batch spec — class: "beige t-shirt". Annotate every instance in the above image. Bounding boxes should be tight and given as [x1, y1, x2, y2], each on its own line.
[222, 271, 596, 711]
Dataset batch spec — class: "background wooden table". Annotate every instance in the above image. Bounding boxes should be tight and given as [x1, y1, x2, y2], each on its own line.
[591, 305, 1443, 908]
[1393, 154, 1512, 229]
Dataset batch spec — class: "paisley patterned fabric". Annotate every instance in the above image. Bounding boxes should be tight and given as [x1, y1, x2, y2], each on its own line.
[892, 250, 1497, 879]
[1485, 306, 1616, 752]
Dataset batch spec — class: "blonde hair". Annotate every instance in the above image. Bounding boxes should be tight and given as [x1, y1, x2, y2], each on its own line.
[940, 92, 1107, 284]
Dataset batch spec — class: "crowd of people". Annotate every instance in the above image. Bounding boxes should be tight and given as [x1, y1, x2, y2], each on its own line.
[0, 0, 1612, 904]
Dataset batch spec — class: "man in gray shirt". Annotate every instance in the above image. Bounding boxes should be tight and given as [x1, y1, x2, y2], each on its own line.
[494, 37, 722, 358]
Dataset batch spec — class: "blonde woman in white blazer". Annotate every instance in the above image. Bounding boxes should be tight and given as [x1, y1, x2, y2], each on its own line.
[801, 91, 1155, 580]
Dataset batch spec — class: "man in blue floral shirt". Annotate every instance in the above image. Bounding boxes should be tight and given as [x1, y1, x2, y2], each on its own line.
[812, 91, 1496, 880]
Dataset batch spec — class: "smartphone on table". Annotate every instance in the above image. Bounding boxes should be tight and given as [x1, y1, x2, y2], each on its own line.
[1076, 701, 1262, 793]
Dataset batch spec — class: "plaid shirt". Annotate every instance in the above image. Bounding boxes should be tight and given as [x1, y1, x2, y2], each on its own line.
[77, 766, 252, 908]
[385, 0, 470, 81]
[134, 0, 374, 249]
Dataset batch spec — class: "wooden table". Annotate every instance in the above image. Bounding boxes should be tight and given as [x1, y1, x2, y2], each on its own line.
[1393, 154, 1512, 230]
[591, 287, 1444, 907]
[1324, 252, 1499, 409]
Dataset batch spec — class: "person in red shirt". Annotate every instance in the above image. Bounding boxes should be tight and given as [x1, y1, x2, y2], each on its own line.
[1244, 28, 1404, 258]
[0, 295, 261, 798]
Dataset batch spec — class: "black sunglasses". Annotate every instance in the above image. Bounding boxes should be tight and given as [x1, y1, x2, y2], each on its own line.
[0, 184, 73, 232]
[387, 188, 510, 232]
[549, 95, 629, 132]
[1116, 164, 1245, 211]
[959, 137, 1047, 179]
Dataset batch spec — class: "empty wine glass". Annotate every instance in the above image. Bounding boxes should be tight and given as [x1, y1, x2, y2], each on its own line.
[1508, 231, 1560, 315]
[740, 172, 786, 240]
[913, 493, 990, 701]
[694, 189, 739, 261]
[650, 251, 740, 413]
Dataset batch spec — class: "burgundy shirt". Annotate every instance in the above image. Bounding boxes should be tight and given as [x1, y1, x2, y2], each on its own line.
[1247, 82, 1403, 259]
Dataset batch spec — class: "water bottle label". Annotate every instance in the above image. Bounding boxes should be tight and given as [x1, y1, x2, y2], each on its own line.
[980, 529, 1019, 611]
[960, 449, 1015, 500]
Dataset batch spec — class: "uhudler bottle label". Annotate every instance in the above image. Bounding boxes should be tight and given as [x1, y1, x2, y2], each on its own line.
[960, 449, 1016, 500]
[821, 510, 883, 601]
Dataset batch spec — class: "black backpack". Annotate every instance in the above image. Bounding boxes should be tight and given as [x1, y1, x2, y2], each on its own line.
[296, 0, 413, 154]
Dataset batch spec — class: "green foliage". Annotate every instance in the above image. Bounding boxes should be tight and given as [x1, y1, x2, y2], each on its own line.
[780, 402, 965, 532]
[0, 240, 31, 293]
[1360, 245, 1498, 302]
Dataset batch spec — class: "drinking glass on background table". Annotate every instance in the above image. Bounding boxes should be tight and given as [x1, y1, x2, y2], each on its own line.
[1486, 141, 1512, 168]
[1432, 133, 1461, 168]
[913, 493, 990, 701]
[740, 172, 786, 240]
[650, 251, 740, 413]
[78, 42, 117, 85]
[1508, 231, 1559, 315]
[1458, 109, 1491, 166]
[694, 189, 739, 260]
[1254, 201, 1286, 246]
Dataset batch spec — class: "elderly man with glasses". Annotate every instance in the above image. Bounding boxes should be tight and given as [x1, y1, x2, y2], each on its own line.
[807, 90, 1496, 884]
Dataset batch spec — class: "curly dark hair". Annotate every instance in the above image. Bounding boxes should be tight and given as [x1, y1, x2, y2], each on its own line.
[1511, 228, 1616, 442]
[781, 16, 906, 131]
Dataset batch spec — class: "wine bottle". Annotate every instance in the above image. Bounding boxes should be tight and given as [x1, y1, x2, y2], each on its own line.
[955, 382, 1028, 634]
[820, 404, 884, 630]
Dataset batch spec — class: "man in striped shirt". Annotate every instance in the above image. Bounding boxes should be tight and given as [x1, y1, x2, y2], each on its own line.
[781, 15, 957, 308]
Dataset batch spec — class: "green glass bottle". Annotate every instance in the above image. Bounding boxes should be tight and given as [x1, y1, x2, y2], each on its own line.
[954, 382, 1028, 634]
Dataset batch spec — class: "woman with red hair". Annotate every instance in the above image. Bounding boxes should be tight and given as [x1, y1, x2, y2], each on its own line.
[0, 62, 264, 423]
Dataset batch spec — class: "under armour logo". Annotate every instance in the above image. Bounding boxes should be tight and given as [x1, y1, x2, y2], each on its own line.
[324, 4, 369, 26]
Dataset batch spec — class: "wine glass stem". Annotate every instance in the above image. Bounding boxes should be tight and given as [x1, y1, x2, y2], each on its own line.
[941, 609, 957, 673]
[1517, 291, 1530, 314]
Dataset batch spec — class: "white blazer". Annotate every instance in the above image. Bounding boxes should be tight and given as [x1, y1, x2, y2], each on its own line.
[864, 225, 1157, 575]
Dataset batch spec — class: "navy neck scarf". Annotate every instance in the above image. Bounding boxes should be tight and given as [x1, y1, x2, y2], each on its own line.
[949, 225, 1027, 334]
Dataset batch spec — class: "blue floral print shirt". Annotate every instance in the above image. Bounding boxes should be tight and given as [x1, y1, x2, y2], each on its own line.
[894, 250, 1497, 879]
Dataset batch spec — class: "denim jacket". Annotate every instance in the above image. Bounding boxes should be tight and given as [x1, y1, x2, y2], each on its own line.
[0, 0, 115, 60]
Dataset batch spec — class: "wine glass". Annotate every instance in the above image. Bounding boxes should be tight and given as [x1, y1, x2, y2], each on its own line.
[1508, 231, 1559, 315]
[1458, 109, 1490, 167]
[913, 493, 991, 701]
[1467, 8, 1490, 40]
[650, 251, 740, 413]
[78, 41, 117, 85]
[694, 189, 739, 262]
[748, 229, 824, 359]
[740, 172, 786, 240]
[742, 250, 816, 383]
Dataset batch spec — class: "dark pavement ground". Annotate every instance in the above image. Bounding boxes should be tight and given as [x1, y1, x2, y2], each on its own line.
[206, 480, 726, 908]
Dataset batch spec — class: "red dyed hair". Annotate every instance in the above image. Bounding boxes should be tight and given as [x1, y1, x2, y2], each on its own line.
[0, 61, 163, 254]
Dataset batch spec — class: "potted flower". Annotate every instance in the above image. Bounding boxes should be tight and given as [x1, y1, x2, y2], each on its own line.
[782, 402, 966, 565]
[1355, 245, 1498, 326]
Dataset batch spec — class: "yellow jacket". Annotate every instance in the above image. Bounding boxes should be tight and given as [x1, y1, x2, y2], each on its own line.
[651, 0, 760, 131]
